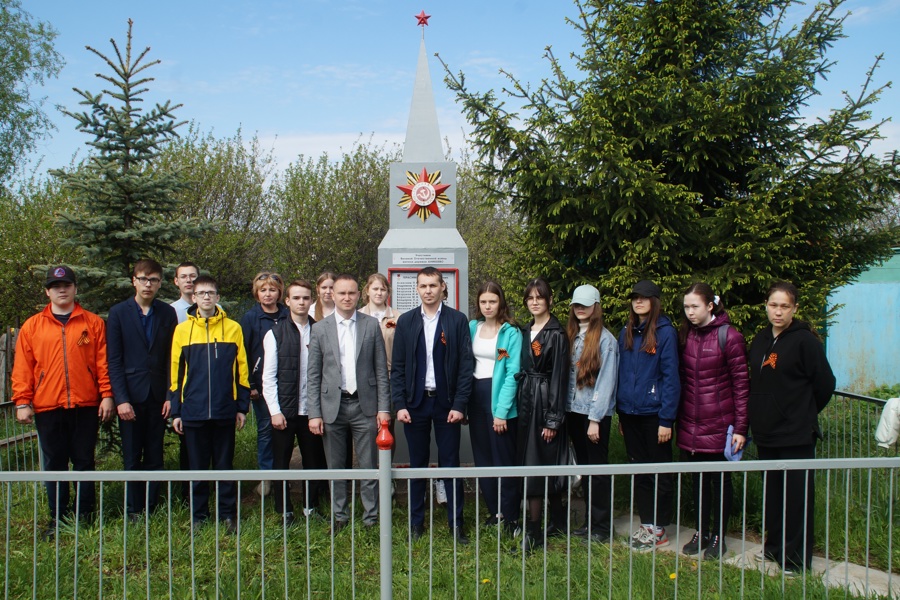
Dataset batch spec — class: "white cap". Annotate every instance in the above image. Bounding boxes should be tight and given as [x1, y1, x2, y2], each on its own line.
[571, 284, 600, 306]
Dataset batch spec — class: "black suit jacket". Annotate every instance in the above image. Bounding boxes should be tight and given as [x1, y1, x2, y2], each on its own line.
[107, 297, 178, 405]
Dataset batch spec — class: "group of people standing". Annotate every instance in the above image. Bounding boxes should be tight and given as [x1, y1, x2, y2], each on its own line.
[464, 276, 834, 575]
[11, 261, 834, 575]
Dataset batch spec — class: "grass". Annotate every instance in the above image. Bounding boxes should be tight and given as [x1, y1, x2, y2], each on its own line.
[0, 399, 898, 597]
[0, 489, 875, 599]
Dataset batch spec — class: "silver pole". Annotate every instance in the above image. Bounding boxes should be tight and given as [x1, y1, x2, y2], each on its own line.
[377, 421, 393, 600]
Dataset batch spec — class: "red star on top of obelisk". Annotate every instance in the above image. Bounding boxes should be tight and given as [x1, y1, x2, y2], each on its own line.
[415, 10, 431, 27]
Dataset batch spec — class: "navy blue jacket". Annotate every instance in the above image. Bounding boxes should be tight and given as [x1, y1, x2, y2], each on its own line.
[240, 303, 289, 394]
[616, 315, 680, 427]
[391, 304, 474, 414]
[107, 297, 178, 406]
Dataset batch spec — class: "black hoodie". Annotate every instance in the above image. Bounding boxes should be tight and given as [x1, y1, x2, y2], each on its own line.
[747, 319, 836, 447]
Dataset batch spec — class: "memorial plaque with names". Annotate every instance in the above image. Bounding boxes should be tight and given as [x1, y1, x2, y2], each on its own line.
[390, 269, 457, 312]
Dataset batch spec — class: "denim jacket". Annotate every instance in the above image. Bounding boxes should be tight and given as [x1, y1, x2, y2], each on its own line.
[566, 326, 618, 421]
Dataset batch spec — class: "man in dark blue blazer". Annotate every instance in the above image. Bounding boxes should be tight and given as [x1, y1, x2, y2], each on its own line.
[107, 259, 178, 520]
[391, 267, 474, 544]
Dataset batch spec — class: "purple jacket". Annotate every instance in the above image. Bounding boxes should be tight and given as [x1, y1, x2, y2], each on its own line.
[676, 311, 750, 454]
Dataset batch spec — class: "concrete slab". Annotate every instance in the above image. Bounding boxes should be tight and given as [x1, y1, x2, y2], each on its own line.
[611, 513, 898, 598]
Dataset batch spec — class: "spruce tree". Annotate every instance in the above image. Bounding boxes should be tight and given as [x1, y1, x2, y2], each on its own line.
[51, 19, 205, 311]
[446, 0, 900, 331]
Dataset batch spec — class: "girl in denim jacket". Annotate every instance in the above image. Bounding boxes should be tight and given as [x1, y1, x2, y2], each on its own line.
[565, 284, 618, 544]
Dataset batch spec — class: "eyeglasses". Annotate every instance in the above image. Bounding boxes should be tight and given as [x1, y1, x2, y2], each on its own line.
[193, 290, 218, 298]
[135, 276, 162, 286]
[177, 273, 198, 281]
[256, 273, 282, 283]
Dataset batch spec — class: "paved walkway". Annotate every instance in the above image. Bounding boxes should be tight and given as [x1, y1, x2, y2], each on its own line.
[612, 514, 898, 599]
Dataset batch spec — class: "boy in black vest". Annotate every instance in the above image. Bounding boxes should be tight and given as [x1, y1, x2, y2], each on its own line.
[261, 279, 328, 523]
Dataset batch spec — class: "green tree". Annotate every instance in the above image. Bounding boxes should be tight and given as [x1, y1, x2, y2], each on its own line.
[269, 139, 400, 282]
[446, 0, 900, 332]
[156, 123, 277, 304]
[0, 0, 63, 183]
[0, 174, 73, 326]
[50, 19, 204, 312]
[454, 144, 526, 315]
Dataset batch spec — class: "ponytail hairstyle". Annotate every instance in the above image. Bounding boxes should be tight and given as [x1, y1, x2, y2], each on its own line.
[567, 303, 604, 389]
[314, 271, 336, 321]
[678, 282, 725, 346]
[623, 296, 662, 353]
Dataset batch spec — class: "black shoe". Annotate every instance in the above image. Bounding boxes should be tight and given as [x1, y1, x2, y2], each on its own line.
[221, 518, 238, 535]
[503, 520, 521, 538]
[332, 520, 349, 534]
[546, 521, 568, 538]
[585, 529, 612, 544]
[127, 513, 143, 525]
[703, 535, 726, 560]
[682, 532, 708, 555]
[41, 521, 58, 542]
[483, 515, 501, 528]
[410, 523, 426, 541]
[520, 524, 544, 553]
[452, 526, 470, 546]
[573, 524, 590, 537]
[280, 512, 296, 527]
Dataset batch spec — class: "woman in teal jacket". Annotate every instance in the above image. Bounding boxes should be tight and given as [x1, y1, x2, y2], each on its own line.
[469, 281, 522, 533]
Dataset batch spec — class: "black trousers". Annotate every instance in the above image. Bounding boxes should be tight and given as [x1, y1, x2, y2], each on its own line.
[681, 450, 732, 537]
[34, 406, 100, 521]
[183, 419, 237, 522]
[119, 399, 167, 515]
[469, 378, 520, 521]
[567, 413, 612, 534]
[404, 394, 464, 528]
[758, 443, 816, 569]
[271, 414, 328, 515]
[619, 413, 673, 527]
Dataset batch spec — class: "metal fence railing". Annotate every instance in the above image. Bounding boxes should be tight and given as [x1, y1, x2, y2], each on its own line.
[0, 457, 897, 599]
[0, 391, 897, 599]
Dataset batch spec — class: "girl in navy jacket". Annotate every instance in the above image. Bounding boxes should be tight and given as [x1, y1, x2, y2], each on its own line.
[617, 280, 680, 551]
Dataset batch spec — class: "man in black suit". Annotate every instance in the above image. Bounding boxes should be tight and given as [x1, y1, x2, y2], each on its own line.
[391, 267, 474, 544]
[107, 259, 178, 520]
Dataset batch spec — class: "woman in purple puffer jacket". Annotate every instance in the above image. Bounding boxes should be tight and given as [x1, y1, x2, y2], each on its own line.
[677, 282, 749, 560]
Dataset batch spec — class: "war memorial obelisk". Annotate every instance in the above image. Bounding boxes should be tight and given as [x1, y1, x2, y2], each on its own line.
[378, 11, 469, 313]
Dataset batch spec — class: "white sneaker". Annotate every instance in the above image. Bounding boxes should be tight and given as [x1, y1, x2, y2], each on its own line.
[630, 526, 657, 551]
[435, 480, 447, 504]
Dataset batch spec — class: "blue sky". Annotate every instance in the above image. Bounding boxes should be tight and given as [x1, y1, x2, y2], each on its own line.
[24, 0, 900, 174]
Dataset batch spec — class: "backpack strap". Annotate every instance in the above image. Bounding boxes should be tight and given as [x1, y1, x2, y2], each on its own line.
[718, 323, 730, 352]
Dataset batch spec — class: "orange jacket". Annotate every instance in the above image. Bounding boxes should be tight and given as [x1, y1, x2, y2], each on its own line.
[12, 303, 112, 413]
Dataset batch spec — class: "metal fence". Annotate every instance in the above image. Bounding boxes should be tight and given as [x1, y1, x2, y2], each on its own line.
[0, 458, 897, 599]
[0, 391, 897, 599]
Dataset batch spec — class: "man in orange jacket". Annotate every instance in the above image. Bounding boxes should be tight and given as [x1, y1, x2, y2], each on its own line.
[12, 266, 115, 540]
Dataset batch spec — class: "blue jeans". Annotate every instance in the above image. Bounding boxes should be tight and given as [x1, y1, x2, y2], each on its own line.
[252, 396, 273, 470]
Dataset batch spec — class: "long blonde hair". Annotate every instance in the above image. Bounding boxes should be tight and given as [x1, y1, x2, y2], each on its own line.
[314, 271, 336, 321]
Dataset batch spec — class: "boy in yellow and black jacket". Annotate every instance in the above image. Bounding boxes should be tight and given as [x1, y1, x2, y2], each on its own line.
[169, 275, 250, 530]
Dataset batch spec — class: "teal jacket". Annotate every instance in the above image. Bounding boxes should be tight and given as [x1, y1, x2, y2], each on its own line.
[469, 320, 523, 420]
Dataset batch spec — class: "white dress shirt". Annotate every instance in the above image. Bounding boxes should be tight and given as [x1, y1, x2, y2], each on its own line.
[421, 304, 442, 390]
[262, 320, 311, 416]
[336, 312, 358, 395]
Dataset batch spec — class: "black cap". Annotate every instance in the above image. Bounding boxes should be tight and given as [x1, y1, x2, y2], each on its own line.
[45, 266, 76, 288]
[629, 279, 661, 299]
